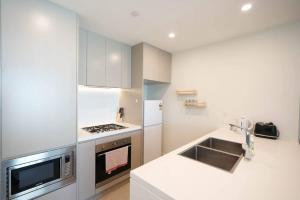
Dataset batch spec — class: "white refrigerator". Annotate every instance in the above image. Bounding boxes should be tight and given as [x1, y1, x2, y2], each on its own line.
[144, 100, 163, 163]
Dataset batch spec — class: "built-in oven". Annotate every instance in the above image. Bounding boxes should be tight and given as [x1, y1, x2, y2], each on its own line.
[95, 137, 131, 189]
[1, 146, 76, 200]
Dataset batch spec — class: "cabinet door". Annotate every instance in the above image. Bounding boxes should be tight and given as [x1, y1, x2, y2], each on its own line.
[78, 29, 87, 85]
[122, 45, 131, 88]
[158, 50, 171, 83]
[106, 39, 122, 87]
[143, 43, 171, 83]
[78, 141, 95, 200]
[87, 32, 106, 86]
[36, 183, 77, 200]
[2, 0, 77, 159]
[131, 131, 143, 169]
[130, 179, 164, 200]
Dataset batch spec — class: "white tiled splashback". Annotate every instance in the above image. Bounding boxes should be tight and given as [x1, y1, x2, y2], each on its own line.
[78, 86, 120, 128]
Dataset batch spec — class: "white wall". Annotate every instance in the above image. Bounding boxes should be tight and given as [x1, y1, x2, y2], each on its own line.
[163, 22, 300, 153]
[78, 86, 120, 127]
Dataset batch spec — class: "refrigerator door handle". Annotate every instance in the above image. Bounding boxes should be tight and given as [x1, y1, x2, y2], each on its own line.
[159, 103, 163, 110]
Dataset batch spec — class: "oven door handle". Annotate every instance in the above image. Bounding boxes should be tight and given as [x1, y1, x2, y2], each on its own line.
[96, 144, 131, 157]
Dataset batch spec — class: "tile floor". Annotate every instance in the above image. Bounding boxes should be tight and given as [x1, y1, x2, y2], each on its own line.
[98, 180, 130, 200]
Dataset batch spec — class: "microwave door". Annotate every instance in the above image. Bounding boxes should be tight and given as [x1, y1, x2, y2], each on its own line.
[8, 156, 62, 199]
[2, 146, 75, 200]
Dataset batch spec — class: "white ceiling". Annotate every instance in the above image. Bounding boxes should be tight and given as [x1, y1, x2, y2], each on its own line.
[50, 0, 300, 52]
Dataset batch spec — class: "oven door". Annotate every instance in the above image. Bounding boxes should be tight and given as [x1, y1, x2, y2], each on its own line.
[95, 144, 131, 188]
[8, 156, 62, 199]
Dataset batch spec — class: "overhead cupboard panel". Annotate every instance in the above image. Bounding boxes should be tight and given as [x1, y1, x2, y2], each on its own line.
[1, 0, 77, 159]
[106, 39, 123, 87]
[122, 45, 132, 88]
[87, 32, 106, 87]
[143, 43, 171, 83]
[78, 29, 132, 88]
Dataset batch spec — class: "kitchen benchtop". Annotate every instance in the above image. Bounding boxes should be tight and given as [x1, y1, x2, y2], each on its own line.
[130, 127, 300, 200]
[78, 122, 142, 143]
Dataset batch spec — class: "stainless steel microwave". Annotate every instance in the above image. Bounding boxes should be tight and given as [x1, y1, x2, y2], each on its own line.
[1, 146, 76, 200]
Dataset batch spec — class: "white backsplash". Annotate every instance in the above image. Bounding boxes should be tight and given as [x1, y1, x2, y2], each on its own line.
[78, 86, 120, 128]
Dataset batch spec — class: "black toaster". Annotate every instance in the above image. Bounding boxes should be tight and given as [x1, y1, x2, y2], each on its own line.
[254, 122, 279, 139]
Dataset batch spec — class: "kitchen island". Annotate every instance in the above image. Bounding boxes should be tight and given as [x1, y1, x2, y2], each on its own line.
[130, 127, 300, 200]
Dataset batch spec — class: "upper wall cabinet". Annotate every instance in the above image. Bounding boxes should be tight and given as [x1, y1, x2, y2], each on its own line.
[143, 43, 172, 83]
[106, 39, 122, 87]
[79, 29, 131, 88]
[87, 32, 106, 86]
[122, 45, 132, 88]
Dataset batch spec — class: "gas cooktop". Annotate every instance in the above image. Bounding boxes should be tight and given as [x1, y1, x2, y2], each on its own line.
[82, 123, 127, 134]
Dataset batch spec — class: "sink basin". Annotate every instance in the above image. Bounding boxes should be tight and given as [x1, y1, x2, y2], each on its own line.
[180, 146, 242, 172]
[198, 137, 244, 156]
[179, 138, 244, 172]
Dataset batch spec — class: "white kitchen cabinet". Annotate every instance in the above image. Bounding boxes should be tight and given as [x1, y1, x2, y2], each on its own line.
[130, 179, 164, 200]
[106, 39, 123, 87]
[35, 183, 77, 200]
[77, 141, 96, 200]
[143, 43, 171, 83]
[131, 130, 143, 169]
[1, 0, 77, 159]
[122, 45, 132, 88]
[79, 29, 131, 88]
[87, 32, 106, 87]
[79, 29, 87, 85]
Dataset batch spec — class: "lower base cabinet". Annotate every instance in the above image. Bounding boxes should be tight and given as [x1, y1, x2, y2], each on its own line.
[131, 131, 143, 169]
[78, 140, 96, 200]
[35, 183, 77, 200]
[130, 179, 163, 200]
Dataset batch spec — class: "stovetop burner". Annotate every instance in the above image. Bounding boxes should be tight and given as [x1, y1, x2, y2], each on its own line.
[82, 123, 127, 134]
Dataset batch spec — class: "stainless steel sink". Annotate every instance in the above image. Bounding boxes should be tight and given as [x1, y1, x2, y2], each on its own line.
[198, 137, 244, 156]
[179, 138, 244, 172]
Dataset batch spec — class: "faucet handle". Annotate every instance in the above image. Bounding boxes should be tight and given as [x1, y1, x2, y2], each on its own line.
[229, 123, 240, 132]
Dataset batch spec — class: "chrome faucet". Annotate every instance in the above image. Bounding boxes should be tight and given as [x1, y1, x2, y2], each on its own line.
[229, 122, 254, 160]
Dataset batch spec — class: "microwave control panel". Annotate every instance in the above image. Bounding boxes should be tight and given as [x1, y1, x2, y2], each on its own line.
[63, 154, 73, 178]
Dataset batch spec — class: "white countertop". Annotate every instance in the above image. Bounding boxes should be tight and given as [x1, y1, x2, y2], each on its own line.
[78, 122, 142, 143]
[131, 127, 300, 200]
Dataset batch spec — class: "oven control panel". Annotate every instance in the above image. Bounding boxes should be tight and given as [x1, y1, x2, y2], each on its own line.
[96, 137, 131, 153]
